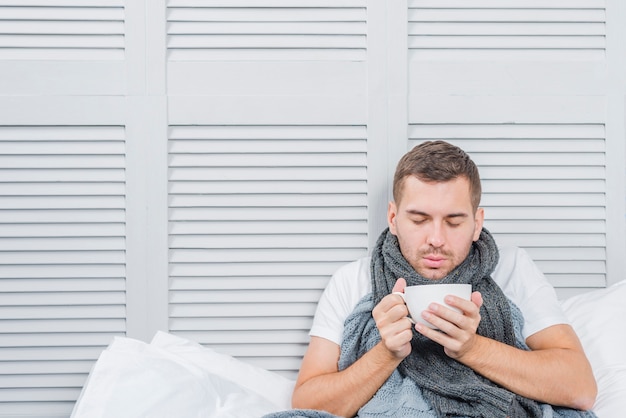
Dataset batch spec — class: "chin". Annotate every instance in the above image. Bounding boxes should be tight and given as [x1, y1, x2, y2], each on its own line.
[419, 268, 447, 281]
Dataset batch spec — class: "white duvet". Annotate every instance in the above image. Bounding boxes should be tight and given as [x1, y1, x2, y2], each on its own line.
[72, 280, 626, 418]
[71, 333, 293, 418]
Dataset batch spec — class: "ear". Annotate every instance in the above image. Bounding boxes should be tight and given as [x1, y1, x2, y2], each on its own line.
[388, 201, 398, 235]
[473, 207, 485, 241]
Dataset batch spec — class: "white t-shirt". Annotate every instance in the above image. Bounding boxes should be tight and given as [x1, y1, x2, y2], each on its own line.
[310, 247, 568, 346]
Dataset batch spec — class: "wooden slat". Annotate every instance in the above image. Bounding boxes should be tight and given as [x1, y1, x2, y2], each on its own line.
[167, 3, 366, 61]
[407, 2, 606, 60]
[0, 4, 125, 60]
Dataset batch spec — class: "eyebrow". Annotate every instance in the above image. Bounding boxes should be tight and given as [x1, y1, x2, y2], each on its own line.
[405, 209, 469, 219]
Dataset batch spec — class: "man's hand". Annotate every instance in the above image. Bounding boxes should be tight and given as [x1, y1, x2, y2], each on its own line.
[415, 290, 483, 360]
[372, 278, 414, 360]
[292, 278, 416, 416]
[413, 292, 597, 409]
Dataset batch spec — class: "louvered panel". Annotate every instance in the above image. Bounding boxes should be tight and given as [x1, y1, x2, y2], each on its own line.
[171, 179, 366, 194]
[0, 2, 125, 60]
[169, 124, 368, 375]
[1, 278, 124, 292]
[171, 289, 322, 304]
[171, 302, 316, 318]
[168, 329, 310, 345]
[171, 316, 313, 332]
[0, 169, 125, 183]
[170, 166, 366, 181]
[487, 207, 605, 220]
[0, 333, 117, 348]
[408, 0, 606, 60]
[0, 346, 103, 362]
[1, 223, 124, 236]
[172, 276, 329, 290]
[6, 361, 93, 374]
[482, 179, 604, 193]
[409, 124, 607, 291]
[170, 261, 347, 277]
[0, 237, 125, 251]
[171, 248, 364, 263]
[167, 0, 367, 61]
[0, 209, 123, 223]
[170, 220, 366, 234]
[0, 305, 124, 320]
[0, 398, 79, 418]
[171, 206, 369, 221]
[0, 125, 126, 415]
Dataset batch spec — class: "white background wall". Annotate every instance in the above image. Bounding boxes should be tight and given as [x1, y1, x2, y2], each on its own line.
[0, 0, 624, 416]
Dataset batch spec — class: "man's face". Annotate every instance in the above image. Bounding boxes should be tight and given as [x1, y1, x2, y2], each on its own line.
[388, 175, 484, 280]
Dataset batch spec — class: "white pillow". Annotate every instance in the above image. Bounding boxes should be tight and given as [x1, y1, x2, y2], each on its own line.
[561, 280, 626, 417]
[71, 336, 281, 418]
[151, 331, 295, 410]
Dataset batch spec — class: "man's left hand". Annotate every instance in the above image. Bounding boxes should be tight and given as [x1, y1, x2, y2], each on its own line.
[415, 291, 483, 360]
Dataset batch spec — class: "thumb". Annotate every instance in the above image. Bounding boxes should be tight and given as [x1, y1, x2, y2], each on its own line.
[471, 291, 483, 308]
[391, 278, 407, 294]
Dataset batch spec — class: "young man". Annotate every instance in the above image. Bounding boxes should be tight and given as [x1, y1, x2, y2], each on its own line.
[291, 141, 597, 417]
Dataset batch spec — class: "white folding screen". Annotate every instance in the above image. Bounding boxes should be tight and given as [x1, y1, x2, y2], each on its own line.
[0, 0, 625, 416]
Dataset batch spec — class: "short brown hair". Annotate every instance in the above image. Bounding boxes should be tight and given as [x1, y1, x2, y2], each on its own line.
[393, 140, 482, 212]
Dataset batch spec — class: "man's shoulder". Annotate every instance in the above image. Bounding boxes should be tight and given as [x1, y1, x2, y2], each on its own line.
[333, 256, 371, 277]
[493, 246, 530, 283]
[327, 256, 372, 303]
[492, 246, 540, 302]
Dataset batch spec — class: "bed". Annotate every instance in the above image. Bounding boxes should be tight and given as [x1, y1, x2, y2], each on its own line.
[71, 280, 626, 418]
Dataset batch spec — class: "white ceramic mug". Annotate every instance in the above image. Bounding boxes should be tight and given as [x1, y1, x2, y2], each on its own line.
[393, 284, 472, 329]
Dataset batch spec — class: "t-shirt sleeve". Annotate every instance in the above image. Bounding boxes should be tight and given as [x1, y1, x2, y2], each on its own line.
[309, 258, 371, 346]
[308, 270, 349, 345]
[493, 247, 569, 340]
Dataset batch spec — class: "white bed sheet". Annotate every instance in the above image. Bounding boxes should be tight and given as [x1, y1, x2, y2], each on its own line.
[72, 280, 626, 418]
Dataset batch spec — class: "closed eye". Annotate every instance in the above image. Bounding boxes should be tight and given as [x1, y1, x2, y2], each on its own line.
[446, 214, 467, 227]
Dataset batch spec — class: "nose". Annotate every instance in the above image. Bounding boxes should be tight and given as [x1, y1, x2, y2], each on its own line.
[426, 221, 445, 248]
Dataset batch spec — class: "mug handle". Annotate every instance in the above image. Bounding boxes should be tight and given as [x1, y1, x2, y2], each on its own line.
[392, 291, 415, 324]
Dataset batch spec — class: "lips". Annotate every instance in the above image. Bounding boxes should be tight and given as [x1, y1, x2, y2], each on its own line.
[423, 255, 446, 268]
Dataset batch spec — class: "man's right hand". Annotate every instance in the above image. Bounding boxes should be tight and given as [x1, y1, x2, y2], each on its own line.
[372, 278, 414, 360]
[292, 278, 414, 416]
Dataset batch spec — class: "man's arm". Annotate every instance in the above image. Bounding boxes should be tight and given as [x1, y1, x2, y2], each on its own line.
[419, 294, 597, 410]
[292, 280, 412, 417]
[291, 338, 401, 417]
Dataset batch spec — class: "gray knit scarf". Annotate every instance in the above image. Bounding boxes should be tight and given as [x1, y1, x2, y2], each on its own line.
[371, 227, 543, 418]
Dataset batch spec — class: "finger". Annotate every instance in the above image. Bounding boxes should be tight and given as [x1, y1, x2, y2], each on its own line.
[381, 327, 414, 358]
[380, 318, 414, 345]
[373, 298, 410, 329]
[375, 293, 406, 315]
[443, 295, 479, 316]
[422, 305, 461, 332]
[375, 279, 408, 313]
[391, 278, 407, 294]
[470, 291, 483, 308]
[415, 320, 451, 345]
